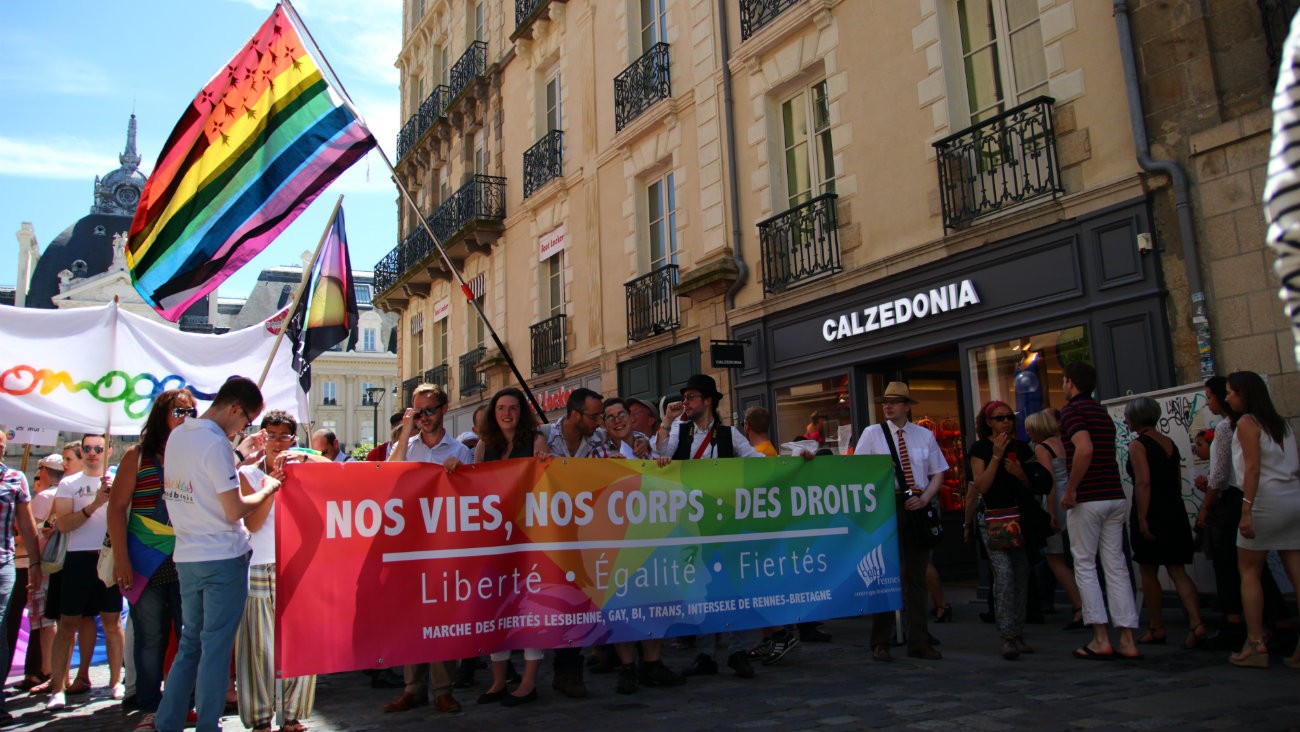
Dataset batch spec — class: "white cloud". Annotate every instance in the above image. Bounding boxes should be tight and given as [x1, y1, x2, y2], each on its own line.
[0, 136, 119, 180]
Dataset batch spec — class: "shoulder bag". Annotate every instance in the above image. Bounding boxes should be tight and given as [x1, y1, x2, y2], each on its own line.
[881, 424, 943, 550]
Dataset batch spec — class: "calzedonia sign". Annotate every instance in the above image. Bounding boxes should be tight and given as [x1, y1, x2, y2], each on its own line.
[821, 279, 980, 342]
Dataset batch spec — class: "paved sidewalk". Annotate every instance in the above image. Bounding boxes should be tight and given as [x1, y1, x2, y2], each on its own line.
[6, 585, 1298, 731]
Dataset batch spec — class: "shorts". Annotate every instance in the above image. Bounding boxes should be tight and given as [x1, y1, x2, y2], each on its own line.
[27, 573, 55, 630]
[52, 550, 122, 618]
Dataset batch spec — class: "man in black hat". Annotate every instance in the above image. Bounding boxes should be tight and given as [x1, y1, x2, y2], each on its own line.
[654, 374, 762, 679]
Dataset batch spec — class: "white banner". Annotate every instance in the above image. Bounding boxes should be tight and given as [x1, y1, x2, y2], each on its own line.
[0, 302, 309, 435]
[2, 426, 59, 446]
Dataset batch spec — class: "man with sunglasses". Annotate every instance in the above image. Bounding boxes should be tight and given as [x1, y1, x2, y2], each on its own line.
[852, 381, 948, 663]
[384, 383, 470, 715]
[154, 377, 280, 732]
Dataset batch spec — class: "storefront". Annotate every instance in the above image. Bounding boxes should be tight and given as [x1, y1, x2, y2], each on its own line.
[731, 198, 1174, 576]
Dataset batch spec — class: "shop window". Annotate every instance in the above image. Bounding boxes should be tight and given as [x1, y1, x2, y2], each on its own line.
[773, 375, 851, 453]
[967, 325, 1092, 439]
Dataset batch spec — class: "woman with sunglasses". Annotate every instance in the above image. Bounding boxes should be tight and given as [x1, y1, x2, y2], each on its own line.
[106, 389, 196, 724]
[967, 401, 1035, 660]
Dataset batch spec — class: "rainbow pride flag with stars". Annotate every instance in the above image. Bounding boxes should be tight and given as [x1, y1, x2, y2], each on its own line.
[127, 4, 375, 321]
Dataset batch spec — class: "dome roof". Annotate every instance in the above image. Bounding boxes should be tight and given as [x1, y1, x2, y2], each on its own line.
[92, 114, 145, 217]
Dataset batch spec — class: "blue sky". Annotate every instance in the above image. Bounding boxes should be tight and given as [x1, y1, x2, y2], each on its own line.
[0, 0, 402, 299]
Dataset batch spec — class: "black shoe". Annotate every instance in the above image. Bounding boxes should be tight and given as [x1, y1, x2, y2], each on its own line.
[638, 659, 686, 687]
[501, 688, 537, 707]
[907, 646, 943, 660]
[979, 611, 996, 624]
[927, 632, 941, 646]
[121, 693, 139, 709]
[762, 631, 800, 666]
[371, 669, 405, 689]
[551, 672, 588, 699]
[615, 664, 638, 694]
[476, 688, 508, 704]
[587, 654, 616, 674]
[747, 638, 773, 661]
[453, 659, 476, 689]
[799, 627, 833, 643]
[680, 653, 718, 677]
[726, 651, 755, 678]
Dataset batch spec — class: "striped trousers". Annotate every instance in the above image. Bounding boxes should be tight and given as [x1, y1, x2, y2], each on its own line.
[235, 564, 315, 727]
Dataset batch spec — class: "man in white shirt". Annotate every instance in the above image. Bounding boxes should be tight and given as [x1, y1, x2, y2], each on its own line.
[154, 377, 280, 732]
[46, 433, 124, 710]
[384, 383, 470, 714]
[853, 381, 948, 662]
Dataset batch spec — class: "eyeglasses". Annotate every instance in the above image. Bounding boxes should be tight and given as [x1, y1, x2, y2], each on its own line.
[238, 406, 254, 429]
[604, 411, 629, 422]
[266, 434, 296, 443]
[682, 393, 703, 403]
[84, 445, 106, 454]
[171, 407, 198, 419]
[989, 414, 1016, 422]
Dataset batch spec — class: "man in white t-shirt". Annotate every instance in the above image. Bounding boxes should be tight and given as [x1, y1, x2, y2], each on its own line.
[45, 433, 124, 710]
[384, 383, 470, 714]
[154, 377, 279, 732]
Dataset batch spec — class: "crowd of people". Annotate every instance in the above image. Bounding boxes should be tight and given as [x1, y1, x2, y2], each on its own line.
[0, 364, 1297, 731]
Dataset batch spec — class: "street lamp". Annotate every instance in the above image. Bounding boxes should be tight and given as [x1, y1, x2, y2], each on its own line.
[366, 386, 387, 449]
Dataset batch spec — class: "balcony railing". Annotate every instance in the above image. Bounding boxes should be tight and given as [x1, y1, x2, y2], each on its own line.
[523, 129, 564, 198]
[934, 96, 1061, 231]
[759, 192, 841, 294]
[401, 376, 419, 410]
[396, 84, 451, 161]
[740, 0, 802, 40]
[516, 0, 546, 28]
[625, 264, 679, 342]
[530, 314, 567, 375]
[449, 41, 487, 106]
[459, 346, 487, 397]
[424, 364, 449, 391]
[614, 42, 671, 132]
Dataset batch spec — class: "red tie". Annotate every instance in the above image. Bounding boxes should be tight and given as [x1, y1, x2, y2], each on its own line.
[896, 427, 915, 492]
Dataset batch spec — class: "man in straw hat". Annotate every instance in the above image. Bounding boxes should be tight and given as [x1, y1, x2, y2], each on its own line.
[852, 381, 948, 662]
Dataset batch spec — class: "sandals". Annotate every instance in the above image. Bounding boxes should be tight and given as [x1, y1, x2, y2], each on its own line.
[932, 603, 953, 623]
[1136, 627, 1167, 645]
[252, 723, 274, 732]
[1184, 622, 1211, 650]
[66, 677, 92, 694]
[1228, 638, 1269, 668]
[16, 673, 49, 691]
[281, 722, 308, 732]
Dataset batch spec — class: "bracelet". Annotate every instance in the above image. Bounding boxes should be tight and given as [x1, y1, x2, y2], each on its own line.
[81, 506, 91, 518]
[234, 449, 246, 462]
[1243, 497, 1254, 505]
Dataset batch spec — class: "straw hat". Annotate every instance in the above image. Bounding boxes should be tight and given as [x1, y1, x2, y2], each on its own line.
[875, 381, 918, 405]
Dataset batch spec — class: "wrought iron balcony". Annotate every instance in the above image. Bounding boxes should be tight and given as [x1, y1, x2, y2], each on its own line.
[759, 192, 841, 295]
[625, 264, 679, 342]
[401, 376, 419, 409]
[523, 129, 564, 198]
[459, 346, 487, 397]
[396, 85, 451, 161]
[1261, 0, 1300, 76]
[740, 0, 802, 40]
[614, 42, 671, 132]
[530, 314, 567, 375]
[513, 0, 568, 39]
[934, 96, 1061, 231]
[424, 364, 449, 391]
[373, 174, 507, 296]
[449, 41, 487, 107]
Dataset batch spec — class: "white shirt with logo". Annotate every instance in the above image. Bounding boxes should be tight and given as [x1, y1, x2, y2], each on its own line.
[238, 463, 277, 566]
[55, 472, 110, 552]
[163, 418, 250, 563]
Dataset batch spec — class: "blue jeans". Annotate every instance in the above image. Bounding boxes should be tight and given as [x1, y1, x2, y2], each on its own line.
[0, 562, 14, 713]
[156, 554, 250, 732]
[132, 579, 184, 713]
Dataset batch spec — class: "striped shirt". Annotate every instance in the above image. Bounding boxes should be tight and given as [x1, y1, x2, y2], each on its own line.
[1265, 12, 1300, 369]
[0, 462, 32, 565]
[1059, 394, 1125, 502]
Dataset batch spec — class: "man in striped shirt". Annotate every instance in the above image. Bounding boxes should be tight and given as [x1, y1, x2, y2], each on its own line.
[1058, 363, 1139, 660]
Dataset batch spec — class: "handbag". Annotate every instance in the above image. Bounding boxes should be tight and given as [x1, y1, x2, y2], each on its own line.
[1022, 459, 1054, 496]
[984, 506, 1024, 551]
[880, 424, 944, 550]
[39, 528, 68, 574]
[97, 536, 115, 587]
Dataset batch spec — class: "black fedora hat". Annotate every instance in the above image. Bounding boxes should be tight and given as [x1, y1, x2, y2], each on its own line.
[680, 374, 724, 403]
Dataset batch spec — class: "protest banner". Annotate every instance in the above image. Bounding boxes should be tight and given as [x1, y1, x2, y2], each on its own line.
[275, 455, 900, 677]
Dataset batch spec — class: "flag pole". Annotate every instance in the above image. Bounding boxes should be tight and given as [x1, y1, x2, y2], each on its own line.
[277, 0, 549, 422]
[257, 194, 344, 389]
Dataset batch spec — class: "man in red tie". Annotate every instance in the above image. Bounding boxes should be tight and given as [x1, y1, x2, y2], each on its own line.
[852, 382, 949, 662]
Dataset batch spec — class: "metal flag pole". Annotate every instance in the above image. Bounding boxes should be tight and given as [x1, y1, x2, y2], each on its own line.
[277, 0, 548, 422]
[257, 195, 344, 390]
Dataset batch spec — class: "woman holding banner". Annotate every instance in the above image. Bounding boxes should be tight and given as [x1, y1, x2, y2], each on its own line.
[473, 388, 548, 706]
[107, 388, 195, 724]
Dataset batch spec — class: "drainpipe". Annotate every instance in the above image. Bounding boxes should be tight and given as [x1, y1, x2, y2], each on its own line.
[718, 0, 748, 311]
[1114, 0, 1215, 380]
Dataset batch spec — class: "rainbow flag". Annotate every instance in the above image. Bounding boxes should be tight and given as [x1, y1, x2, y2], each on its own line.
[127, 4, 376, 321]
[285, 204, 358, 393]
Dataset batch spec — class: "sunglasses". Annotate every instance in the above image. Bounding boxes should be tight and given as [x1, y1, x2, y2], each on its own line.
[84, 445, 106, 454]
[171, 407, 198, 419]
[989, 414, 1016, 422]
[419, 405, 446, 418]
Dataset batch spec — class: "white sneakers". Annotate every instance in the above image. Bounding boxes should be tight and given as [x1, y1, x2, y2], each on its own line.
[111, 683, 127, 700]
[45, 691, 66, 710]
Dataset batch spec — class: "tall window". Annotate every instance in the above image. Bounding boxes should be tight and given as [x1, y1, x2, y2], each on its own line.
[541, 254, 563, 318]
[361, 382, 376, 404]
[437, 45, 450, 86]
[954, 0, 1047, 124]
[409, 314, 424, 372]
[640, 0, 667, 52]
[646, 172, 678, 271]
[466, 275, 486, 349]
[362, 328, 377, 352]
[414, 328, 425, 372]
[472, 1, 485, 42]
[322, 381, 338, 406]
[474, 131, 487, 175]
[781, 80, 835, 209]
[432, 318, 448, 364]
[438, 166, 451, 203]
[545, 72, 562, 133]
